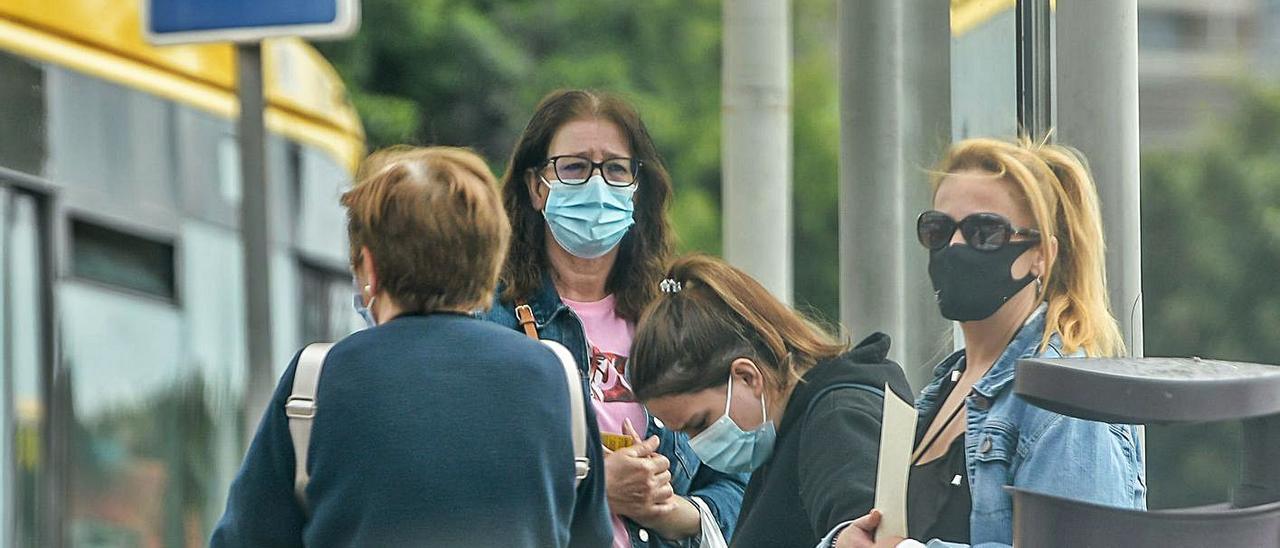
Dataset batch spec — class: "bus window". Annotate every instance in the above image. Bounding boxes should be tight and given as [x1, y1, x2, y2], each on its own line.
[0, 52, 46, 176]
[60, 280, 184, 546]
[300, 262, 364, 344]
[5, 189, 47, 547]
[70, 220, 176, 301]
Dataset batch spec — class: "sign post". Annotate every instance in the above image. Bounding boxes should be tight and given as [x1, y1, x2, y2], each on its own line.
[145, 0, 359, 444]
[234, 43, 273, 444]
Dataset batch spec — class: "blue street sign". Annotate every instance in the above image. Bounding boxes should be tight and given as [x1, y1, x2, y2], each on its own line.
[144, 0, 359, 45]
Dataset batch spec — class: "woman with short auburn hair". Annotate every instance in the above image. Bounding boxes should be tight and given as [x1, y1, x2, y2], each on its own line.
[212, 146, 611, 547]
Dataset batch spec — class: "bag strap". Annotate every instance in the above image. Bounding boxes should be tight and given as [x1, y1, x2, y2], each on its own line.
[514, 301, 588, 485]
[539, 339, 590, 487]
[515, 303, 539, 340]
[287, 342, 334, 508]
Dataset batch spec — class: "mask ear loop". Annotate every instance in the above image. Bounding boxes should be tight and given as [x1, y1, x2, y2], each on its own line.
[759, 385, 768, 424]
[723, 370, 735, 416]
[364, 284, 378, 325]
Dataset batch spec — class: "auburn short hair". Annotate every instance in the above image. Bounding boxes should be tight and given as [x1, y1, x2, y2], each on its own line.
[342, 146, 510, 313]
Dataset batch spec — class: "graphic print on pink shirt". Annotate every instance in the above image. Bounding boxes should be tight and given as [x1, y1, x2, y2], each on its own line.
[588, 347, 637, 403]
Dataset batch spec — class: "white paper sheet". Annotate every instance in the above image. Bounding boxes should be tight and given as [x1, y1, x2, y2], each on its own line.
[873, 382, 918, 541]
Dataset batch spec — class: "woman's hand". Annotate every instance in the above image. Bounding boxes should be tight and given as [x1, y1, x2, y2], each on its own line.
[603, 419, 701, 540]
[836, 510, 906, 548]
[604, 420, 674, 518]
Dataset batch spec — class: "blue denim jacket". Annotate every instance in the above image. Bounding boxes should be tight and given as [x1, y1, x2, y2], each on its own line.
[478, 279, 747, 547]
[913, 306, 1147, 548]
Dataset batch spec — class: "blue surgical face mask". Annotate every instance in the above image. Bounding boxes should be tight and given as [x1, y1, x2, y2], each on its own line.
[352, 276, 376, 328]
[542, 174, 636, 259]
[687, 367, 777, 474]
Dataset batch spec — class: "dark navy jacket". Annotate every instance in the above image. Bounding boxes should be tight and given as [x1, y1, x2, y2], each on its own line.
[479, 279, 748, 547]
[210, 313, 613, 547]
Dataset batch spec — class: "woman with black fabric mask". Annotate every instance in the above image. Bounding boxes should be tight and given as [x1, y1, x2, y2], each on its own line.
[834, 137, 1146, 548]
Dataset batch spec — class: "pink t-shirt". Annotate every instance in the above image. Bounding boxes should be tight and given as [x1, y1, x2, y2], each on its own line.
[562, 294, 648, 547]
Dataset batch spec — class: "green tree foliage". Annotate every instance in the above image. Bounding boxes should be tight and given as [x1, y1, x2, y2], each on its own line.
[317, 0, 845, 321]
[1142, 85, 1280, 364]
[1141, 84, 1280, 508]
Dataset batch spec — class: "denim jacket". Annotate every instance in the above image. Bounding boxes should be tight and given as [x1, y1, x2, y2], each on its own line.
[478, 278, 747, 548]
[913, 305, 1147, 548]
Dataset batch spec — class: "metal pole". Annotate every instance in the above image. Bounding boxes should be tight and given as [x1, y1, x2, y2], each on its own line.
[238, 43, 274, 444]
[1056, 0, 1143, 357]
[722, 0, 792, 303]
[1016, 0, 1054, 139]
[40, 195, 63, 548]
[838, 0, 953, 387]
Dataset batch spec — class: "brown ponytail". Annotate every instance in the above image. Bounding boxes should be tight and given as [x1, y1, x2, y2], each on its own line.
[629, 254, 849, 400]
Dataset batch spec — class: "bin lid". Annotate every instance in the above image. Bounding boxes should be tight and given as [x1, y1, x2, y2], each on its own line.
[1015, 357, 1280, 424]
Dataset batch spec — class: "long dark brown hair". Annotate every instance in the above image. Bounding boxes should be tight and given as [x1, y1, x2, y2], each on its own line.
[630, 255, 850, 400]
[499, 89, 673, 321]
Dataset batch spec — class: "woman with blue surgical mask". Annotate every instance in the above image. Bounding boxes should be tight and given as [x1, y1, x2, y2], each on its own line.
[480, 90, 747, 548]
[628, 254, 912, 548]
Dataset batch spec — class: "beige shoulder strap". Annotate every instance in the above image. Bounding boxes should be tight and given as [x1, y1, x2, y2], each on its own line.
[287, 342, 334, 507]
[539, 339, 590, 486]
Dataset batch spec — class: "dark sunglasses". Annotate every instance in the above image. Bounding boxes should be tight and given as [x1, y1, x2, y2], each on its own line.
[916, 210, 1041, 251]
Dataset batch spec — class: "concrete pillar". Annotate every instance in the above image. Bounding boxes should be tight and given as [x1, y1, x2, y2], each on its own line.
[722, 0, 792, 303]
[838, 0, 953, 386]
[1057, 0, 1144, 357]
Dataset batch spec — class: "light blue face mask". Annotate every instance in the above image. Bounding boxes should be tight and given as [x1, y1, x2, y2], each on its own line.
[352, 276, 376, 328]
[687, 368, 777, 474]
[542, 174, 636, 259]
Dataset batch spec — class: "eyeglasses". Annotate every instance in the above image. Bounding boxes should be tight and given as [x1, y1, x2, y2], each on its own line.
[916, 210, 1041, 251]
[541, 155, 642, 187]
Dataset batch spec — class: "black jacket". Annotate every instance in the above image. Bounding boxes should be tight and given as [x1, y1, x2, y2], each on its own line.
[731, 332, 912, 548]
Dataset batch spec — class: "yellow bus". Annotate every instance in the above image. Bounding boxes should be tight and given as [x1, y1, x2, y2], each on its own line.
[0, 1, 365, 545]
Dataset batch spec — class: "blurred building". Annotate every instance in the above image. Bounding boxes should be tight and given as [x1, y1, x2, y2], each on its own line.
[1139, 0, 1280, 148]
[0, 1, 365, 545]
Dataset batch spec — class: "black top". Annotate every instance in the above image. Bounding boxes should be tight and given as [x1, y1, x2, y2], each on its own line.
[210, 314, 613, 548]
[907, 363, 971, 543]
[730, 333, 913, 548]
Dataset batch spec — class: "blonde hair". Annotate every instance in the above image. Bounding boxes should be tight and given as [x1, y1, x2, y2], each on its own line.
[343, 146, 511, 313]
[933, 137, 1125, 357]
[630, 254, 849, 400]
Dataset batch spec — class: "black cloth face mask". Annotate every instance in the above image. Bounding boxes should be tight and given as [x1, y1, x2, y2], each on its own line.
[928, 241, 1037, 322]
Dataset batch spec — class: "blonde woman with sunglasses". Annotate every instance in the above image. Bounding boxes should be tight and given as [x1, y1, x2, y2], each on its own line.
[836, 137, 1146, 548]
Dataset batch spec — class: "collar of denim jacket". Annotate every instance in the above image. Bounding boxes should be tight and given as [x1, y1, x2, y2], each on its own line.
[519, 270, 573, 327]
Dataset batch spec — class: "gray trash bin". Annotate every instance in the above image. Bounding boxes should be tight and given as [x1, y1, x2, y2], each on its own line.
[1012, 357, 1280, 547]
